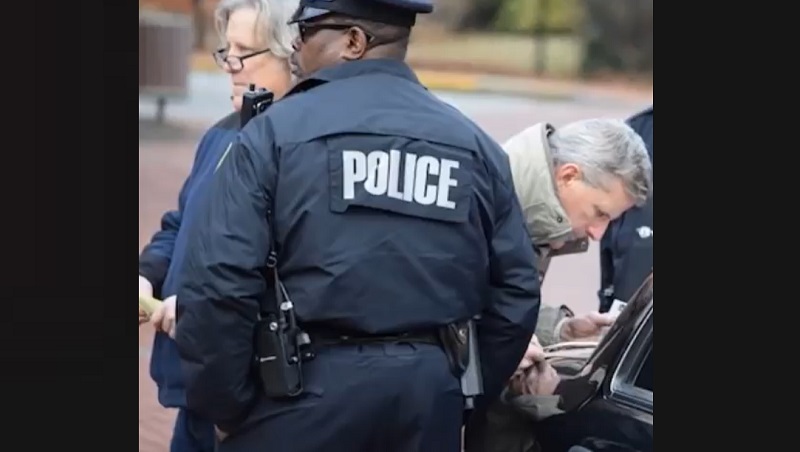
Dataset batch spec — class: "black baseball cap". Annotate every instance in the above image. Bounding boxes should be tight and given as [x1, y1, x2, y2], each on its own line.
[289, 0, 433, 28]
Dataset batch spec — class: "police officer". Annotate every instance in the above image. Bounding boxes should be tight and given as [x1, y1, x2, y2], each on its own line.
[599, 105, 654, 313]
[173, 1, 542, 451]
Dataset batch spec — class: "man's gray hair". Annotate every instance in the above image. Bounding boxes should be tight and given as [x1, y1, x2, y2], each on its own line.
[549, 118, 653, 206]
[214, 0, 299, 60]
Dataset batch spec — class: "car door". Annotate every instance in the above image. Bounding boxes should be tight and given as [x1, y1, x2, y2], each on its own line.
[569, 310, 652, 452]
[535, 280, 653, 452]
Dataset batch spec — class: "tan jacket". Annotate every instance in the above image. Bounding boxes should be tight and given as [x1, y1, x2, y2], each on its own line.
[502, 123, 572, 246]
[501, 123, 574, 347]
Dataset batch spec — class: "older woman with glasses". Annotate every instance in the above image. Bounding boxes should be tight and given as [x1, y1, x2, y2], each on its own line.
[138, 0, 298, 451]
[212, 0, 298, 111]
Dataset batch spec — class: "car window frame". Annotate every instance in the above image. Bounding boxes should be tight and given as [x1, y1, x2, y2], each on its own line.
[608, 300, 653, 414]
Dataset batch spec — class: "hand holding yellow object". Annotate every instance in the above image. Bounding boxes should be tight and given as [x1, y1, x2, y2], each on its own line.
[139, 275, 161, 325]
[139, 293, 163, 317]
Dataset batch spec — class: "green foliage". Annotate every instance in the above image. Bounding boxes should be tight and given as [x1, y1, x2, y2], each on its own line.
[580, 0, 653, 75]
[493, 0, 583, 34]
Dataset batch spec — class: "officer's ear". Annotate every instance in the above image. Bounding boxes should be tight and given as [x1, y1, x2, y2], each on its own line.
[340, 27, 369, 60]
[554, 163, 582, 187]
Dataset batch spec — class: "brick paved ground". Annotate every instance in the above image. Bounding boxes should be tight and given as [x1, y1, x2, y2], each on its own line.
[139, 121, 206, 452]
[139, 324, 176, 452]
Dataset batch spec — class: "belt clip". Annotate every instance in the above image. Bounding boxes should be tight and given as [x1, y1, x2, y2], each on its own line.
[266, 251, 278, 268]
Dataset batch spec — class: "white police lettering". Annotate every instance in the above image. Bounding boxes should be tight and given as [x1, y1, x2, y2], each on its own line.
[342, 150, 460, 209]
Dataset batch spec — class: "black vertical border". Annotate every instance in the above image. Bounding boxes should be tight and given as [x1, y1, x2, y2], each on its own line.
[16, 0, 137, 448]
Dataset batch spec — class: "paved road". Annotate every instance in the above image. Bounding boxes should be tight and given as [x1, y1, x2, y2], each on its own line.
[138, 72, 649, 451]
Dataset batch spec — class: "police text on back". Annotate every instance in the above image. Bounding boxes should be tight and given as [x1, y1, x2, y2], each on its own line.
[342, 150, 460, 209]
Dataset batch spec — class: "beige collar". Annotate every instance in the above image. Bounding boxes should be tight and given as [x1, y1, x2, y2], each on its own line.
[502, 123, 573, 245]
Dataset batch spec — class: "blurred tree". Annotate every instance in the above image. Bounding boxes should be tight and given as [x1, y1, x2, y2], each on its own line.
[580, 0, 653, 76]
[429, 0, 503, 31]
[493, 0, 583, 34]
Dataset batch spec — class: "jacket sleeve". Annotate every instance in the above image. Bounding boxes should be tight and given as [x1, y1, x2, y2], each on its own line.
[503, 389, 564, 421]
[477, 152, 542, 407]
[597, 225, 615, 312]
[627, 108, 654, 145]
[138, 133, 213, 298]
[174, 121, 276, 430]
[534, 305, 564, 347]
[464, 152, 541, 445]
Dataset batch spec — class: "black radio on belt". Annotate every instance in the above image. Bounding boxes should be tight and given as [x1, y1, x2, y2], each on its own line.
[240, 84, 274, 128]
[253, 235, 313, 398]
[241, 93, 312, 399]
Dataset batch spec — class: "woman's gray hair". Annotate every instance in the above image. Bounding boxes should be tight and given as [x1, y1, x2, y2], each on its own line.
[214, 0, 299, 60]
[549, 118, 653, 206]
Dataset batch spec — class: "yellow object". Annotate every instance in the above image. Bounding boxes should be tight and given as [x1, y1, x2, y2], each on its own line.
[139, 294, 163, 316]
[414, 70, 480, 91]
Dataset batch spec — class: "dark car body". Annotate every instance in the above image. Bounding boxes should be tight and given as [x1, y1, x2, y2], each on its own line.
[535, 274, 653, 452]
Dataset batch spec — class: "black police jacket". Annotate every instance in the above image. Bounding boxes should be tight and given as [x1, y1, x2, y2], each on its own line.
[598, 106, 653, 312]
[173, 59, 542, 430]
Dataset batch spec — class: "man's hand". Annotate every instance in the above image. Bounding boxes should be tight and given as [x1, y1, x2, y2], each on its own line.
[509, 360, 561, 396]
[527, 361, 560, 396]
[514, 335, 546, 377]
[559, 311, 617, 342]
[150, 295, 177, 338]
[139, 276, 153, 326]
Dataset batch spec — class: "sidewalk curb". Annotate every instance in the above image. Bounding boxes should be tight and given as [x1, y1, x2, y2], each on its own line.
[414, 70, 575, 101]
[189, 53, 627, 103]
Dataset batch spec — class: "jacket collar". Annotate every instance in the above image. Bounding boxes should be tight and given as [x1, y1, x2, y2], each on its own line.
[502, 123, 573, 246]
[287, 59, 420, 96]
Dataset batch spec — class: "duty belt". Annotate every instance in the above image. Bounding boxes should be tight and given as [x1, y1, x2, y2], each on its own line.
[305, 326, 440, 348]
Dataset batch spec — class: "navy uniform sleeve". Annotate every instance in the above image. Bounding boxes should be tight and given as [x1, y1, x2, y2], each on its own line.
[598, 224, 615, 312]
[627, 108, 653, 148]
[465, 152, 541, 444]
[138, 206, 182, 298]
[174, 119, 276, 430]
[478, 153, 542, 404]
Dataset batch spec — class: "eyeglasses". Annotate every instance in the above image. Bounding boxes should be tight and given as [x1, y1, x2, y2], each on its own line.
[297, 21, 375, 43]
[213, 48, 271, 72]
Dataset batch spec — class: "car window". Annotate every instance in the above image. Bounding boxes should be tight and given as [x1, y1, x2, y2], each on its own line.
[609, 304, 653, 412]
[635, 343, 653, 392]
